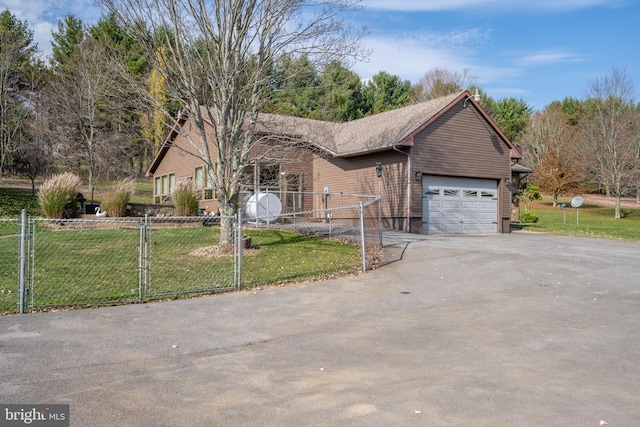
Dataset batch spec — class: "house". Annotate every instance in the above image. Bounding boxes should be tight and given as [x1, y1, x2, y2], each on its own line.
[147, 91, 523, 234]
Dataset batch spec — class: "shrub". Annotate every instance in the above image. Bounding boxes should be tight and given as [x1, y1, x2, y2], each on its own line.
[38, 173, 82, 218]
[101, 178, 136, 217]
[173, 179, 200, 216]
[521, 211, 539, 223]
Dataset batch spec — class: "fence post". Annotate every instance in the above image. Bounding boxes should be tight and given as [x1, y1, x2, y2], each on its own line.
[359, 202, 366, 271]
[19, 209, 26, 314]
[237, 209, 243, 291]
[138, 216, 147, 301]
[378, 197, 383, 247]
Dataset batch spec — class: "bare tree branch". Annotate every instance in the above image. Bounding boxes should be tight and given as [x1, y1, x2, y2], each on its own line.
[99, 0, 367, 243]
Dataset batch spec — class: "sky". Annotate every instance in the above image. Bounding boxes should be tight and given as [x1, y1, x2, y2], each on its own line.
[2, 0, 638, 111]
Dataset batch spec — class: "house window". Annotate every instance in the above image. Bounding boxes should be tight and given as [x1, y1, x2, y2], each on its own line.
[154, 173, 175, 204]
[195, 164, 215, 200]
[481, 190, 497, 199]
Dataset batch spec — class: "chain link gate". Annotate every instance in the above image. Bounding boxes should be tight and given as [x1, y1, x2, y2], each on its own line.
[143, 215, 239, 298]
[25, 218, 144, 310]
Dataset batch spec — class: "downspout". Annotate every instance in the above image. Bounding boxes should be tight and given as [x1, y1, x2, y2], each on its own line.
[393, 145, 412, 233]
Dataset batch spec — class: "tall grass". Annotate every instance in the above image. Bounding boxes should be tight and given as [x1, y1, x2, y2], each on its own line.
[101, 178, 136, 217]
[38, 173, 81, 218]
[173, 179, 199, 216]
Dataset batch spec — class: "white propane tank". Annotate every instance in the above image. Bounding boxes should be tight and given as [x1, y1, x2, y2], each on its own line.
[245, 192, 282, 222]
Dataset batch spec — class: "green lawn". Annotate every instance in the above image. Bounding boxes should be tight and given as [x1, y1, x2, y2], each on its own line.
[514, 199, 640, 241]
[0, 225, 362, 314]
[0, 187, 40, 217]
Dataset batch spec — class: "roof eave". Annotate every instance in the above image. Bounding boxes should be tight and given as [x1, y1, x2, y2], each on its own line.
[146, 112, 190, 177]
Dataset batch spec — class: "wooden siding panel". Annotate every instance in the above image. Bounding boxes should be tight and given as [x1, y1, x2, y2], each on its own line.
[312, 151, 408, 221]
[152, 122, 316, 213]
[409, 103, 513, 233]
[411, 103, 511, 178]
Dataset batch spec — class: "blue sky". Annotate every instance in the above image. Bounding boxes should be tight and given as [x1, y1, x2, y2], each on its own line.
[2, 0, 638, 111]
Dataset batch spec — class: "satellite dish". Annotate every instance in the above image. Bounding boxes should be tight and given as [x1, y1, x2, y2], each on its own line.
[571, 196, 584, 208]
[245, 192, 282, 222]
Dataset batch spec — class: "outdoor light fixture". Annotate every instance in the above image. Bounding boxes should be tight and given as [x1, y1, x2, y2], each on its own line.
[415, 171, 421, 181]
[463, 89, 481, 108]
[504, 177, 511, 186]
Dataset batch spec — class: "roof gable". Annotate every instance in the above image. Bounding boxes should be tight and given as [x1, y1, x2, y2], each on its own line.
[331, 91, 463, 156]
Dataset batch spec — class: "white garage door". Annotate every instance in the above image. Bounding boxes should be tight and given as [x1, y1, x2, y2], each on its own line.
[422, 176, 498, 234]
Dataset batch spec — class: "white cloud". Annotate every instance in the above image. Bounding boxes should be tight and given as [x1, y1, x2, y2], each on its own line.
[362, 0, 623, 12]
[350, 28, 541, 102]
[352, 28, 520, 88]
[352, 27, 490, 81]
[518, 50, 585, 66]
[0, 0, 102, 56]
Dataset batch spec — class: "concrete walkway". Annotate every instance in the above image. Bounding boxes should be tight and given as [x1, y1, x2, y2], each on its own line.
[1, 232, 639, 426]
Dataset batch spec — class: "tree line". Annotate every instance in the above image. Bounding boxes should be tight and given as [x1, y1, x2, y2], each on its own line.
[1, 2, 639, 227]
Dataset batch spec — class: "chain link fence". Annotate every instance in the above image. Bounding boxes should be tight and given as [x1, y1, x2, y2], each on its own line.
[0, 193, 381, 314]
[0, 218, 21, 313]
[239, 190, 382, 271]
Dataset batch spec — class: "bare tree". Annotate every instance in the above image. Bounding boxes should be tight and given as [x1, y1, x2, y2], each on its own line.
[48, 37, 126, 201]
[100, 0, 366, 244]
[14, 59, 52, 194]
[411, 66, 477, 103]
[582, 68, 639, 219]
[520, 104, 585, 206]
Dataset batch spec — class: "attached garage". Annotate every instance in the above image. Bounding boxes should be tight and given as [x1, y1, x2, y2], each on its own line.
[422, 175, 498, 234]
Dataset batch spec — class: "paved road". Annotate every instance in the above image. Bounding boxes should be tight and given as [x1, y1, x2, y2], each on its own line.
[1, 232, 639, 426]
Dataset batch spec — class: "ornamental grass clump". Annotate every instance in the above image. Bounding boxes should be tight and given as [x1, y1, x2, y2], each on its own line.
[173, 179, 200, 216]
[38, 172, 82, 218]
[101, 178, 136, 217]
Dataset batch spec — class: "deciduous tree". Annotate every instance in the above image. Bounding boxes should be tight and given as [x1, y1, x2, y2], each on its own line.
[581, 68, 639, 219]
[99, 0, 367, 244]
[412, 66, 477, 102]
[48, 32, 126, 201]
[521, 104, 585, 206]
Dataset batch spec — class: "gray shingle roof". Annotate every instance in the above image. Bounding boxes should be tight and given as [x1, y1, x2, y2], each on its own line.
[147, 90, 517, 176]
[257, 91, 464, 157]
[332, 91, 463, 156]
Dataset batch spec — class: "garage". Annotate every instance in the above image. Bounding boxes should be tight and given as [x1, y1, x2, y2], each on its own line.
[422, 175, 498, 234]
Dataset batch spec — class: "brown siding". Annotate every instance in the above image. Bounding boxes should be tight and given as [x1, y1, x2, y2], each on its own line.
[152, 121, 315, 213]
[312, 151, 408, 226]
[410, 102, 513, 232]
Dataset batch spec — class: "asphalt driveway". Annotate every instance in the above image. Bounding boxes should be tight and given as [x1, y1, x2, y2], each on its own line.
[1, 232, 639, 426]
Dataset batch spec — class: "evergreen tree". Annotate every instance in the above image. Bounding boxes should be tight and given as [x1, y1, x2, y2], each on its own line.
[317, 61, 364, 122]
[363, 71, 411, 115]
[0, 10, 39, 174]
